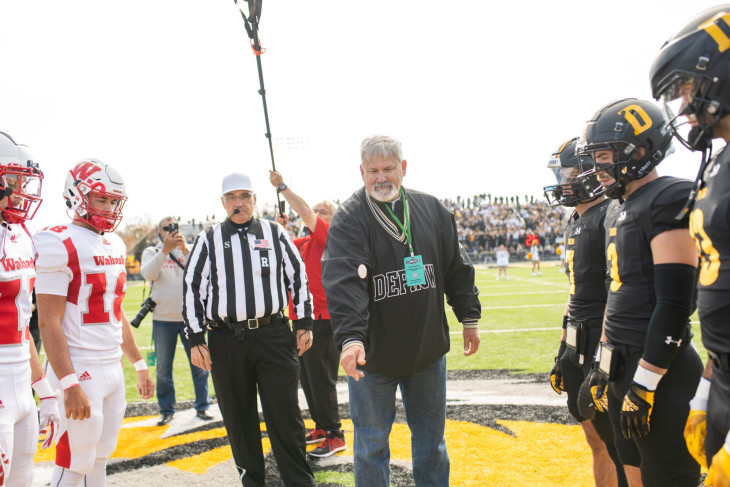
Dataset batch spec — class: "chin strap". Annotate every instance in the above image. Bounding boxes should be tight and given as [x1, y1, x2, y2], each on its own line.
[675, 131, 714, 221]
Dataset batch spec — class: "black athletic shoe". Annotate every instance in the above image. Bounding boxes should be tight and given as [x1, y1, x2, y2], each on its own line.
[157, 413, 174, 426]
[196, 411, 214, 421]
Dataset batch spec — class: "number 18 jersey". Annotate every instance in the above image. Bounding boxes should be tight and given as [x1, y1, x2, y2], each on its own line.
[34, 224, 127, 360]
[0, 223, 35, 364]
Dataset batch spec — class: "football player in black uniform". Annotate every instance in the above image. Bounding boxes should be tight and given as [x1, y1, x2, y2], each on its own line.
[651, 6, 730, 486]
[577, 98, 702, 487]
[546, 137, 627, 487]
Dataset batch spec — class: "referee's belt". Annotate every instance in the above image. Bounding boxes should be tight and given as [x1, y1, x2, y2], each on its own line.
[709, 350, 730, 372]
[207, 312, 284, 332]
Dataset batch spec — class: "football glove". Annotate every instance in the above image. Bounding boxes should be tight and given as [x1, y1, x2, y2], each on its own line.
[685, 377, 711, 470]
[620, 382, 655, 439]
[621, 365, 664, 439]
[550, 341, 567, 395]
[684, 411, 707, 469]
[587, 366, 609, 413]
[577, 373, 597, 420]
[706, 445, 730, 487]
[32, 376, 61, 449]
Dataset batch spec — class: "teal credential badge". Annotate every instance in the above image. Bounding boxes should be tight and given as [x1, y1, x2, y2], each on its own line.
[404, 255, 426, 286]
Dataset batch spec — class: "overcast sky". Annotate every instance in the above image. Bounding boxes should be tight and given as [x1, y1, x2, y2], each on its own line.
[1, 0, 726, 231]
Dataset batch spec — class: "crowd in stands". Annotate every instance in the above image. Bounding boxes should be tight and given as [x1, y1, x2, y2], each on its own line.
[130, 197, 565, 275]
[442, 194, 565, 264]
[265, 196, 565, 265]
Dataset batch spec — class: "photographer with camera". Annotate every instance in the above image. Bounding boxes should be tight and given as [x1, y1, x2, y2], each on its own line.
[140, 217, 212, 426]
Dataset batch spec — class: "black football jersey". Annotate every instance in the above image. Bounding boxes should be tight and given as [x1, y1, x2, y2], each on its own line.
[691, 146, 730, 354]
[564, 199, 610, 321]
[603, 176, 694, 348]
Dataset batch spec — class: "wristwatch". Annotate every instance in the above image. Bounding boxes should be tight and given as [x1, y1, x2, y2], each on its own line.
[277, 183, 287, 192]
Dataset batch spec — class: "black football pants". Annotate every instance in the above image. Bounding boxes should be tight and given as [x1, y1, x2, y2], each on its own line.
[560, 324, 626, 486]
[706, 362, 730, 462]
[607, 345, 702, 487]
[299, 319, 342, 434]
[208, 322, 314, 487]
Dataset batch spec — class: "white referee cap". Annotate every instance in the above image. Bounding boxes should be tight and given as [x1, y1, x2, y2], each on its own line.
[221, 173, 253, 195]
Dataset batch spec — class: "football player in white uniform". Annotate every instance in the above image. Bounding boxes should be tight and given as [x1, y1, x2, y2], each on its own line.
[0, 131, 60, 487]
[35, 158, 154, 487]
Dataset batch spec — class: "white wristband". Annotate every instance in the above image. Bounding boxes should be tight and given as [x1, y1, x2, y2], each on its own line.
[133, 359, 148, 372]
[633, 365, 663, 391]
[689, 377, 711, 411]
[725, 430, 730, 453]
[31, 375, 55, 400]
[60, 374, 80, 390]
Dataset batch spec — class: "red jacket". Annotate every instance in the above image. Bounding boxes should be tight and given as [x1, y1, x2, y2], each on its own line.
[289, 215, 329, 320]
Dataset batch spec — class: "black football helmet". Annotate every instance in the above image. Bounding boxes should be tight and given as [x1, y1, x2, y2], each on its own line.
[576, 98, 673, 199]
[650, 5, 730, 151]
[543, 137, 600, 207]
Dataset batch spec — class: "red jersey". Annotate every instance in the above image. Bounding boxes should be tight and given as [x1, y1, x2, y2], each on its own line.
[289, 216, 329, 320]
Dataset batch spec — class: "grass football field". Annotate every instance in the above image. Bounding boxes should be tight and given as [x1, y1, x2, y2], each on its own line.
[114, 261, 707, 403]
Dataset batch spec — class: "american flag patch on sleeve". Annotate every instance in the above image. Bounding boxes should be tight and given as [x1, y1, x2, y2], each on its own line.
[253, 239, 270, 249]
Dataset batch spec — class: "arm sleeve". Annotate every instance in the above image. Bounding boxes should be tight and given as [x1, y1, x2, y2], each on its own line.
[321, 210, 371, 350]
[33, 232, 72, 296]
[277, 222, 312, 321]
[139, 246, 164, 281]
[641, 263, 697, 368]
[183, 231, 211, 345]
[442, 212, 481, 322]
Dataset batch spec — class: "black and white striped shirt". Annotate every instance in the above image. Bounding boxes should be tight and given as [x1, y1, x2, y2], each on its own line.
[183, 217, 312, 344]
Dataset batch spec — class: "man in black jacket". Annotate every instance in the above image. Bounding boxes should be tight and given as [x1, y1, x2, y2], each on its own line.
[322, 135, 481, 487]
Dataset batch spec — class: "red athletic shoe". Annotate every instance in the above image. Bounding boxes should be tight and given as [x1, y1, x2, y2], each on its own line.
[308, 436, 347, 458]
[305, 428, 327, 445]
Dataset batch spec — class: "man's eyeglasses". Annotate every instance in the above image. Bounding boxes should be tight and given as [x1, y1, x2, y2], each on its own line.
[224, 193, 254, 203]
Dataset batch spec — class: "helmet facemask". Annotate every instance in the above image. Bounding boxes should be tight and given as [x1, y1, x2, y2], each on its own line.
[76, 189, 127, 232]
[544, 161, 601, 207]
[657, 73, 722, 151]
[576, 142, 634, 200]
[0, 163, 43, 224]
[543, 138, 602, 207]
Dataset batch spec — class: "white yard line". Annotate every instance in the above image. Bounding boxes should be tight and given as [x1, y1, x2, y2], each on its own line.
[482, 303, 564, 310]
[450, 327, 559, 335]
[480, 290, 566, 297]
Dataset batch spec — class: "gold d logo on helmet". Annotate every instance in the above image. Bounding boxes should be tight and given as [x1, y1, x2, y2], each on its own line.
[618, 105, 653, 136]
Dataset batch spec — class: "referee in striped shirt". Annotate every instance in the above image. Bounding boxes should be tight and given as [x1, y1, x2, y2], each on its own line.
[184, 172, 315, 487]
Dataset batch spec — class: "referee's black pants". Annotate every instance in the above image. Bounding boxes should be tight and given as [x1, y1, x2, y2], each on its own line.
[607, 345, 702, 487]
[299, 319, 342, 434]
[208, 321, 314, 487]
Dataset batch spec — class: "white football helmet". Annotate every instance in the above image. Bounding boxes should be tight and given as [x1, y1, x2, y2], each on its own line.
[64, 158, 126, 232]
[0, 131, 43, 224]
